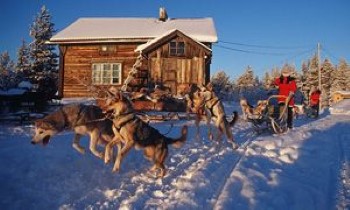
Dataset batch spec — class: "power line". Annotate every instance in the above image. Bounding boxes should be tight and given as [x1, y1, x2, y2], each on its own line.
[213, 44, 297, 56]
[214, 41, 319, 74]
[259, 48, 315, 74]
[322, 46, 341, 62]
[281, 48, 315, 64]
[219, 40, 313, 50]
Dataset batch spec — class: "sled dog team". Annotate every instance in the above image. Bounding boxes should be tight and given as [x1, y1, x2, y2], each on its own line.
[32, 85, 239, 178]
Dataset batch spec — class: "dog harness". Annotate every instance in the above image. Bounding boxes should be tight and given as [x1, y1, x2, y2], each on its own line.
[58, 108, 70, 129]
[72, 105, 86, 127]
[112, 113, 136, 131]
[205, 97, 220, 118]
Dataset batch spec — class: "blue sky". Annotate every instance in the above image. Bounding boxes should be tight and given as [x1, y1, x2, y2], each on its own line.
[0, 0, 349, 79]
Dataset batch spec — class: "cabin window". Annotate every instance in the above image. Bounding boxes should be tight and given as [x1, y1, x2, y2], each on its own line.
[92, 63, 122, 85]
[169, 41, 185, 56]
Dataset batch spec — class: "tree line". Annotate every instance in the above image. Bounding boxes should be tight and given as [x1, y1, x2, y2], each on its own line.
[211, 55, 350, 107]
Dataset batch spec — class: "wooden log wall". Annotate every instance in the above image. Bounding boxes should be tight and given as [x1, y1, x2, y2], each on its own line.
[148, 36, 209, 94]
[62, 43, 143, 97]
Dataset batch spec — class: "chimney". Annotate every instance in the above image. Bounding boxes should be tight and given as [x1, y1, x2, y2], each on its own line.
[159, 7, 168, 22]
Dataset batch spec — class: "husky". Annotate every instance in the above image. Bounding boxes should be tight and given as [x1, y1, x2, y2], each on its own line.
[31, 104, 114, 159]
[240, 98, 268, 120]
[191, 84, 239, 149]
[104, 91, 188, 178]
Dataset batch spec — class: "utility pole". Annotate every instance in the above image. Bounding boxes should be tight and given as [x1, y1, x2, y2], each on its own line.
[317, 42, 322, 111]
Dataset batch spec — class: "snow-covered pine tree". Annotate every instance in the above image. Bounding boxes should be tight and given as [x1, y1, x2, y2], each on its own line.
[211, 70, 231, 93]
[29, 5, 58, 74]
[230, 79, 240, 101]
[262, 71, 272, 89]
[236, 65, 257, 88]
[300, 61, 310, 104]
[29, 5, 58, 99]
[309, 54, 319, 88]
[254, 75, 260, 87]
[0, 51, 14, 74]
[335, 59, 350, 91]
[16, 39, 31, 78]
[236, 66, 262, 101]
[345, 61, 350, 91]
[271, 66, 280, 79]
[320, 58, 334, 107]
[287, 63, 302, 88]
[300, 61, 308, 83]
[302, 54, 319, 103]
[0, 51, 16, 90]
[331, 58, 348, 93]
[294, 71, 302, 88]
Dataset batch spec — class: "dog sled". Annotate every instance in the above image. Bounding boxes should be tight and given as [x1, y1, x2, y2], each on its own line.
[241, 93, 294, 134]
[136, 111, 191, 122]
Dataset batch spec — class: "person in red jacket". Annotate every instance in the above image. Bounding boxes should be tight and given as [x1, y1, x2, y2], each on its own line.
[274, 68, 297, 128]
[309, 86, 321, 118]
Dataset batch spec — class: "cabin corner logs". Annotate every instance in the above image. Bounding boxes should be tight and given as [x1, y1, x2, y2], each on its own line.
[59, 37, 212, 98]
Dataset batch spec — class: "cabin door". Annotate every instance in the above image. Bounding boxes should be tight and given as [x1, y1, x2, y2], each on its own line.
[162, 58, 177, 94]
[163, 69, 177, 94]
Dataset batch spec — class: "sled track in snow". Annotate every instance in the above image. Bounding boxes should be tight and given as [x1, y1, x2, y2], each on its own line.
[112, 126, 259, 209]
[210, 133, 256, 209]
[137, 126, 259, 209]
[336, 131, 350, 209]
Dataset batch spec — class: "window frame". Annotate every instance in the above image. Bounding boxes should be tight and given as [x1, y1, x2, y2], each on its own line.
[169, 41, 185, 57]
[91, 63, 122, 85]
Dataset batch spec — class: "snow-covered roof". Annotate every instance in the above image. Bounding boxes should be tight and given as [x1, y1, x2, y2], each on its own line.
[135, 29, 212, 53]
[333, 90, 350, 95]
[50, 18, 218, 44]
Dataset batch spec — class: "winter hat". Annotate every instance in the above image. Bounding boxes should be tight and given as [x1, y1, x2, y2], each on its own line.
[281, 68, 291, 76]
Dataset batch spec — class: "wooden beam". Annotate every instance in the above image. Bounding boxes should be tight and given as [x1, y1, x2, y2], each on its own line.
[58, 45, 67, 98]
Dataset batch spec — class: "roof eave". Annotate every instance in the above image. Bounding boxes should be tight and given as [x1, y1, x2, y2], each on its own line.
[48, 38, 153, 44]
[49, 36, 218, 45]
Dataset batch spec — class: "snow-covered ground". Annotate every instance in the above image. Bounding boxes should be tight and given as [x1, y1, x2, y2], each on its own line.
[0, 102, 349, 210]
[330, 99, 350, 115]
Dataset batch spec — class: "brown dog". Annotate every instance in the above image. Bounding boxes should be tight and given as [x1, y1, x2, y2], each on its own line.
[191, 85, 239, 149]
[104, 91, 188, 178]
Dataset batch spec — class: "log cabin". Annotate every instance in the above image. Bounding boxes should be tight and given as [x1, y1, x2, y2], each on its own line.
[49, 8, 218, 98]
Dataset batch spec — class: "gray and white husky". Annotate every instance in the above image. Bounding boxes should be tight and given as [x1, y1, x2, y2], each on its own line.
[32, 104, 114, 159]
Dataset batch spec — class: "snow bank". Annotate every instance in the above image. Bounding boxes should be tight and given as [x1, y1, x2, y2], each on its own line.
[59, 97, 97, 105]
[0, 88, 27, 95]
[17, 81, 33, 90]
